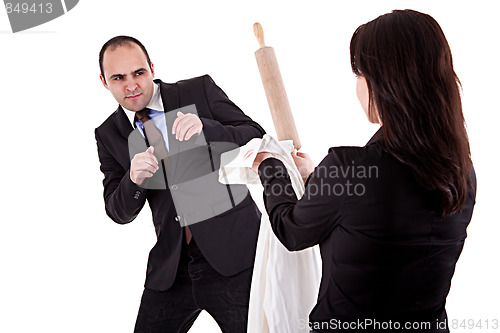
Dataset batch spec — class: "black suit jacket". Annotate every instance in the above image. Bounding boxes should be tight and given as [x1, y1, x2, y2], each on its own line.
[95, 75, 265, 291]
[259, 130, 476, 331]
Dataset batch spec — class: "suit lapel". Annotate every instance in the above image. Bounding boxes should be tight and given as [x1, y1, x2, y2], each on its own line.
[112, 105, 135, 140]
[157, 80, 182, 172]
[157, 79, 180, 112]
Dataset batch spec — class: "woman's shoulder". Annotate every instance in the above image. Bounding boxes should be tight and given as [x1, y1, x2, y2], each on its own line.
[323, 140, 385, 166]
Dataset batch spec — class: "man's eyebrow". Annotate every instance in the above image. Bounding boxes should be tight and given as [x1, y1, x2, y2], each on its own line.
[109, 73, 124, 80]
[133, 68, 148, 74]
[108, 68, 147, 80]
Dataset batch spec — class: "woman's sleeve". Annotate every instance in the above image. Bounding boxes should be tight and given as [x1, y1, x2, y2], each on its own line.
[258, 151, 346, 251]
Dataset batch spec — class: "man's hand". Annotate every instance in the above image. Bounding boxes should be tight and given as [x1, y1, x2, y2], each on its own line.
[172, 112, 203, 141]
[130, 146, 159, 185]
[292, 151, 315, 183]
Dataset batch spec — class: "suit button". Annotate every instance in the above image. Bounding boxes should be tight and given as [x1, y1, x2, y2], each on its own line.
[171, 185, 178, 191]
[175, 215, 180, 222]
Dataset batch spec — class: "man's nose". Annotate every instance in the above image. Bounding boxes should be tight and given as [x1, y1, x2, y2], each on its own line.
[125, 78, 138, 91]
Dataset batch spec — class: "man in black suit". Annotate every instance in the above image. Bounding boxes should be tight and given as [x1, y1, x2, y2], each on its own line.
[95, 35, 265, 332]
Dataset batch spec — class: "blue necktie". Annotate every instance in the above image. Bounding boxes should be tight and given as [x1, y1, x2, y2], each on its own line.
[136, 108, 192, 243]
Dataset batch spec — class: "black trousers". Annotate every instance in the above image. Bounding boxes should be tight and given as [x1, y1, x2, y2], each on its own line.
[134, 239, 253, 333]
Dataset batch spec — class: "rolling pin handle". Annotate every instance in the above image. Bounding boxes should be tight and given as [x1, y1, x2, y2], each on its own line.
[253, 22, 266, 48]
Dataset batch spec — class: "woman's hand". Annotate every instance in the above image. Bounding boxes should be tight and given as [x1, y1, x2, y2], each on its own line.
[292, 151, 315, 183]
[251, 152, 274, 175]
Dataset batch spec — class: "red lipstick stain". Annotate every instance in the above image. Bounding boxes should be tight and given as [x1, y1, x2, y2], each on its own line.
[243, 149, 254, 161]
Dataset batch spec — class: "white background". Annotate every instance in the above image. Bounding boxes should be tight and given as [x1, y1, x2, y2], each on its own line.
[0, 0, 498, 332]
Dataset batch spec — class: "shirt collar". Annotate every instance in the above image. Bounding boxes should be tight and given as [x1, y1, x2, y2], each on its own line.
[123, 82, 163, 126]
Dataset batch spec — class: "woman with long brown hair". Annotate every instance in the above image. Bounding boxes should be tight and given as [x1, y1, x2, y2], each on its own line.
[253, 9, 476, 332]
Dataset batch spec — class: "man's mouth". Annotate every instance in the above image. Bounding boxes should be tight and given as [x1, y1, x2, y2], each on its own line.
[126, 93, 142, 100]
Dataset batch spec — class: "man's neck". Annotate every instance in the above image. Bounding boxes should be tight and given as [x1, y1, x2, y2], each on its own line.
[123, 82, 162, 125]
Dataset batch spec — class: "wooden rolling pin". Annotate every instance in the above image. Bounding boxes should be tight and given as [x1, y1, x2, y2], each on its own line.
[254, 22, 301, 150]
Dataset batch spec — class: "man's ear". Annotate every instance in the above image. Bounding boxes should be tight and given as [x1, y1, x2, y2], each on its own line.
[100, 74, 109, 90]
[151, 63, 155, 78]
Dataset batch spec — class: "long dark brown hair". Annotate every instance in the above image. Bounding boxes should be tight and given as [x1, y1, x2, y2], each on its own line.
[350, 9, 472, 216]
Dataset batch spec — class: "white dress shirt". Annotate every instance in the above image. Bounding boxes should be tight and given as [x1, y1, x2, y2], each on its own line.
[123, 83, 170, 151]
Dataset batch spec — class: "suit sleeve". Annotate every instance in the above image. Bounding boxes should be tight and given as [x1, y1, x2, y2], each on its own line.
[200, 75, 265, 145]
[95, 128, 147, 224]
[258, 153, 344, 251]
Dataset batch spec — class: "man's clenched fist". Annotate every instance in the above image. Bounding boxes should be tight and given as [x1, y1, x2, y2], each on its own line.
[172, 111, 203, 141]
[130, 146, 159, 185]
